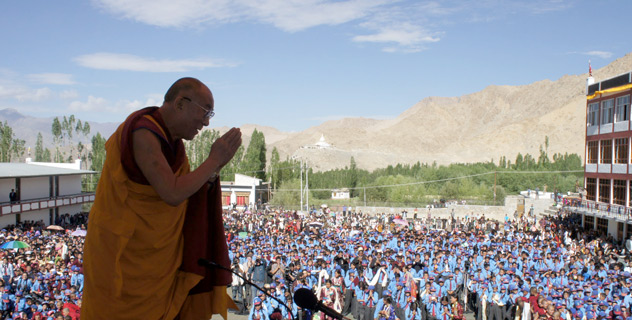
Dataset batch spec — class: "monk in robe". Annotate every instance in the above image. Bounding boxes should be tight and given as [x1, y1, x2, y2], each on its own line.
[82, 77, 242, 319]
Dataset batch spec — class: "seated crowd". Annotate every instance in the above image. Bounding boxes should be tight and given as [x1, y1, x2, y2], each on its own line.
[225, 207, 632, 320]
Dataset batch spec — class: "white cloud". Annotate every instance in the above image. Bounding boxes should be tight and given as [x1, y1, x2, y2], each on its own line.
[74, 52, 237, 72]
[246, 0, 386, 32]
[585, 51, 613, 59]
[59, 90, 79, 100]
[27, 73, 76, 85]
[353, 24, 440, 52]
[68, 95, 163, 114]
[93, 0, 573, 53]
[15, 87, 54, 102]
[94, 0, 386, 31]
[69, 96, 110, 112]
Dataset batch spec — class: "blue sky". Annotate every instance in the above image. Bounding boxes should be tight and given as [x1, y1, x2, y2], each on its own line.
[0, 0, 630, 132]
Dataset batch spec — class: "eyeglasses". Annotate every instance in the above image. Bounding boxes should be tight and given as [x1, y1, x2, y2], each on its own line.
[182, 97, 215, 119]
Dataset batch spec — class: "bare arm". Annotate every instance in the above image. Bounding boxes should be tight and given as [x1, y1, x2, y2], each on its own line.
[133, 127, 241, 206]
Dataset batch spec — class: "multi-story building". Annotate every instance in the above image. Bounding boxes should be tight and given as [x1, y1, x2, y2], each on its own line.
[0, 158, 95, 227]
[583, 70, 632, 241]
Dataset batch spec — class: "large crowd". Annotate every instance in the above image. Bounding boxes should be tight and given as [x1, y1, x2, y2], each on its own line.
[0, 201, 628, 320]
[0, 213, 85, 319]
[225, 206, 632, 320]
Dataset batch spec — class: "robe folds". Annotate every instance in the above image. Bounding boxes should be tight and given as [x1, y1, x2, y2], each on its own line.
[82, 107, 235, 319]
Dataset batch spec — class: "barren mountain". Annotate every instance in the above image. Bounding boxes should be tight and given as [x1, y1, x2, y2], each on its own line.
[251, 53, 632, 171]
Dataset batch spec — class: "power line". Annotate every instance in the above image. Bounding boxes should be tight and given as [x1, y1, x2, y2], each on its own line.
[272, 169, 583, 192]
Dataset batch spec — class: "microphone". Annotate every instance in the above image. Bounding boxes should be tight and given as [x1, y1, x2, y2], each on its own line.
[198, 258, 295, 320]
[293, 288, 347, 320]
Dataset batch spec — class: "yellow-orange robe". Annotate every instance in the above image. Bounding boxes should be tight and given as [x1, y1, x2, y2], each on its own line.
[82, 107, 235, 319]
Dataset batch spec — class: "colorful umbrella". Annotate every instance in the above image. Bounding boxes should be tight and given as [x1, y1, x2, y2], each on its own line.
[393, 218, 409, 226]
[0, 241, 30, 249]
[71, 229, 87, 237]
[46, 225, 64, 231]
[238, 232, 248, 239]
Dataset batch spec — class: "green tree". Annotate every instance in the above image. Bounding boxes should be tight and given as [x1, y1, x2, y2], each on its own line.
[0, 122, 24, 162]
[221, 145, 244, 181]
[268, 147, 281, 189]
[349, 157, 358, 197]
[35, 132, 45, 161]
[89, 133, 107, 172]
[184, 129, 220, 170]
[241, 129, 267, 180]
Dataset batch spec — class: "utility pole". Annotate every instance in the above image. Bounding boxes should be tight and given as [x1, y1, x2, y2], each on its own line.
[494, 171, 497, 204]
[299, 159, 303, 212]
[364, 187, 367, 207]
[305, 162, 309, 213]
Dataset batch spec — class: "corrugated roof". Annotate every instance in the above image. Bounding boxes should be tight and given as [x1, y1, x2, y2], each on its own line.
[0, 163, 96, 178]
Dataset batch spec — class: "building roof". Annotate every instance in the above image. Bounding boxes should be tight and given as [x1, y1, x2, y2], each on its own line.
[0, 163, 95, 178]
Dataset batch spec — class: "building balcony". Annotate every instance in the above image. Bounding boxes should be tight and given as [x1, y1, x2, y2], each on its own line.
[578, 200, 632, 221]
[0, 192, 95, 215]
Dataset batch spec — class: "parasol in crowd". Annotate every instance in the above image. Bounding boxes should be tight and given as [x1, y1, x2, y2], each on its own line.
[238, 232, 248, 239]
[46, 225, 64, 231]
[71, 229, 87, 237]
[393, 218, 409, 226]
[0, 241, 30, 250]
[308, 222, 324, 228]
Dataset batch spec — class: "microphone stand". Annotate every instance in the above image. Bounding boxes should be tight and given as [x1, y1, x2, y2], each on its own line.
[198, 258, 295, 320]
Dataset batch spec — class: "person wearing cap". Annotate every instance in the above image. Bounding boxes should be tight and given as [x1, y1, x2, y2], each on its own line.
[69, 267, 83, 292]
[249, 297, 267, 320]
[376, 296, 396, 320]
[0, 293, 13, 318]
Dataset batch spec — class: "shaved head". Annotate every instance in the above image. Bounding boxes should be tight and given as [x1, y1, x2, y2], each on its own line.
[164, 77, 206, 103]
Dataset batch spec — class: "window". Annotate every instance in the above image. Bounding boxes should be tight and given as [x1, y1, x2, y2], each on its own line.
[586, 178, 596, 201]
[615, 95, 630, 122]
[599, 179, 611, 203]
[597, 217, 609, 235]
[602, 99, 614, 124]
[600, 140, 612, 164]
[615, 138, 629, 164]
[588, 103, 599, 126]
[236, 196, 248, 206]
[587, 141, 598, 164]
[613, 180, 626, 205]
[584, 216, 594, 231]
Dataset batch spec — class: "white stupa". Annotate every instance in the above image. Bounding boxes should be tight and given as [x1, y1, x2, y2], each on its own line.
[314, 134, 331, 149]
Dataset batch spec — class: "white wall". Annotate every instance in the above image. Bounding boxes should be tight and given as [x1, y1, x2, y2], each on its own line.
[59, 175, 81, 195]
[20, 210, 50, 225]
[21, 177, 50, 200]
[0, 179, 16, 203]
[608, 219, 620, 239]
[58, 204, 82, 216]
[0, 215, 16, 227]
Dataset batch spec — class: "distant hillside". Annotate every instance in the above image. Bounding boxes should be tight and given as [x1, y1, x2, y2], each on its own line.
[0, 109, 118, 151]
[252, 52, 632, 171]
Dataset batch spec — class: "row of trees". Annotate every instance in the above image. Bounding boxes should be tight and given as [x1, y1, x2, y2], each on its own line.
[0, 117, 584, 206]
[184, 128, 267, 181]
[186, 131, 584, 207]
